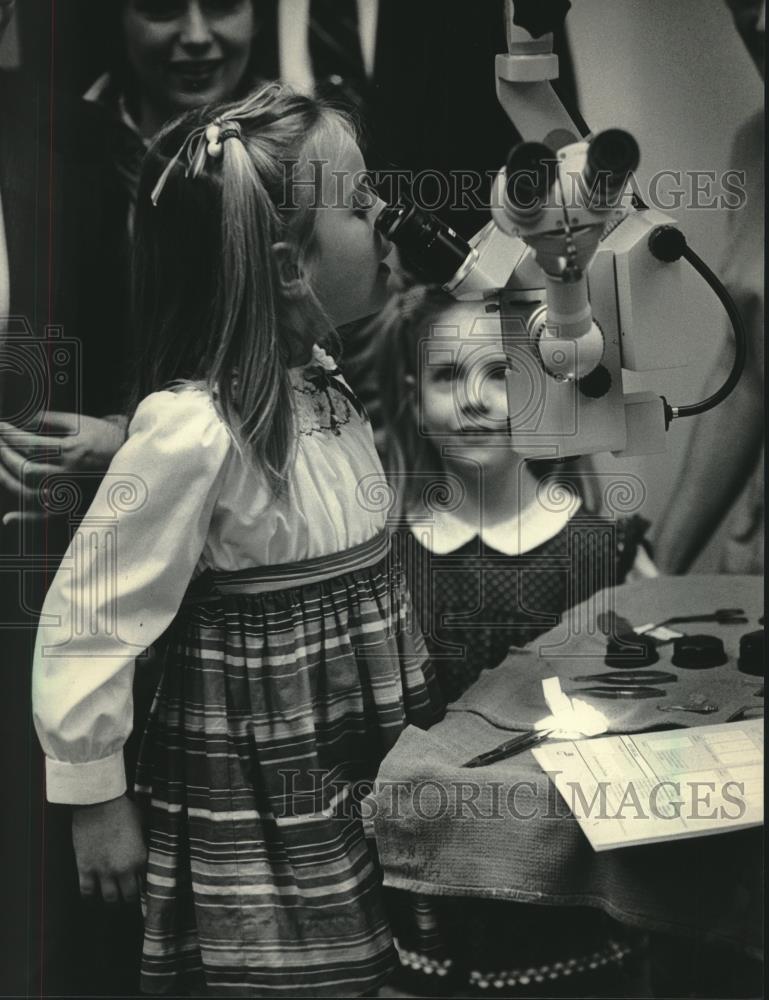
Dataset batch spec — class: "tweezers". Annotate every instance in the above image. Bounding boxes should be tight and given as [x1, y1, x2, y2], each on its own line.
[573, 685, 666, 699]
[462, 729, 554, 768]
[574, 670, 677, 685]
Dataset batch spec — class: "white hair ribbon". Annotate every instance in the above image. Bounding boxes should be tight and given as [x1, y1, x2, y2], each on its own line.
[150, 119, 243, 207]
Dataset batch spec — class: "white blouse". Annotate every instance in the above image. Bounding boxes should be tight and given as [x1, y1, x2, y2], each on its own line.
[32, 347, 388, 805]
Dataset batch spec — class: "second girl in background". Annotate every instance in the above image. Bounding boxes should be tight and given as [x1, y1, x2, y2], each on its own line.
[372, 286, 654, 996]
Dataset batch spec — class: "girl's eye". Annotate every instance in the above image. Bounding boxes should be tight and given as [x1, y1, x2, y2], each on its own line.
[486, 363, 508, 381]
[430, 364, 460, 383]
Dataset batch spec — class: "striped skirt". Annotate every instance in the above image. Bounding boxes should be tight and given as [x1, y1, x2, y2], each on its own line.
[134, 533, 441, 997]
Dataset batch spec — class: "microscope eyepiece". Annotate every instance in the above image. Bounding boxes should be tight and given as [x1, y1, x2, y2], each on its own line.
[584, 129, 640, 202]
[374, 199, 474, 286]
[505, 142, 558, 214]
[375, 203, 407, 240]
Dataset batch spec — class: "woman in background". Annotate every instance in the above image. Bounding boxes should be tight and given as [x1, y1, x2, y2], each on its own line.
[1, 1, 267, 492]
[84, 0, 263, 201]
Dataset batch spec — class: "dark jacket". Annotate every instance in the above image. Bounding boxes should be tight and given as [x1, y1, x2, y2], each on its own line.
[1, 70, 133, 424]
[1, 72, 142, 998]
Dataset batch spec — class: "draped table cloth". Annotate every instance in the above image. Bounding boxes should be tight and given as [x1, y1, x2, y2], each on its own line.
[370, 576, 763, 956]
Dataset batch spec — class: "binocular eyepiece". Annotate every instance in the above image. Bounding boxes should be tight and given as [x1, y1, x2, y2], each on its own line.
[373, 127, 640, 290]
[375, 200, 476, 288]
[504, 141, 558, 217]
[502, 128, 640, 221]
[584, 128, 640, 200]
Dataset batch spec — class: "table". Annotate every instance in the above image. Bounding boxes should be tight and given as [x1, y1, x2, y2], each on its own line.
[371, 576, 763, 957]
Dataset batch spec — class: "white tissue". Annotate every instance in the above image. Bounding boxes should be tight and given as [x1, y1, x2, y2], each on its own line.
[535, 676, 609, 740]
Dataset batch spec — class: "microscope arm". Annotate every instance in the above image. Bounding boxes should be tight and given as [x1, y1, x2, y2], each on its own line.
[496, 0, 584, 146]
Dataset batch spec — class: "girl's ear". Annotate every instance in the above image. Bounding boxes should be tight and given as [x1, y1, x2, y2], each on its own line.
[273, 241, 308, 300]
[404, 373, 416, 395]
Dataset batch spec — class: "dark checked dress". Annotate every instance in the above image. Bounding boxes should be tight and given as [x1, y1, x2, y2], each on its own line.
[396, 505, 652, 706]
[385, 503, 652, 996]
[32, 346, 440, 998]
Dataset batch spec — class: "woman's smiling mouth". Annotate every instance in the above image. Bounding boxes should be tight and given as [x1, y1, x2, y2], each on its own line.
[169, 59, 224, 86]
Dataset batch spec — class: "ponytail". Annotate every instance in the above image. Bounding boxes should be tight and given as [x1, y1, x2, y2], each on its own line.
[131, 84, 357, 493]
[213, 130, 292, 486]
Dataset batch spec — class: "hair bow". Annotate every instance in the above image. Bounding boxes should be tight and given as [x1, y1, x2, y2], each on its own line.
[150, 119, 243, 207]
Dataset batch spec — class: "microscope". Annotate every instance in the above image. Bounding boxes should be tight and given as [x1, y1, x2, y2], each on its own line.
[375, 0, 746, 461]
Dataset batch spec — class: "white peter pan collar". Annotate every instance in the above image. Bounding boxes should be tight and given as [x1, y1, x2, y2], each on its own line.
[408, 495, 582, 556]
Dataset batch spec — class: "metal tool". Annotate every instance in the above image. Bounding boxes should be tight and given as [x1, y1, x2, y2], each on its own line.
[573, 670, 677, 686]
[724, 704, 763, 723]
[462, 729, 555, 768]
[658, 700, 719, 715]
[573, 686, 666, 700]
[659, 608, 748, 626]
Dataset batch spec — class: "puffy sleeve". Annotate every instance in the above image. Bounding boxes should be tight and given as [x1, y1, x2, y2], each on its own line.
[32, 389, 231, 805]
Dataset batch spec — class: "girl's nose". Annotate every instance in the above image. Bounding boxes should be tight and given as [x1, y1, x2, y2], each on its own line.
[180, 1, 215, 48]
[378, 232, 394, 262]
[372, 198, 393, 259]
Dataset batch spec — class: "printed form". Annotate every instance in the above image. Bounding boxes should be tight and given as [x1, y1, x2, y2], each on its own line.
[532, 720, 763, 851]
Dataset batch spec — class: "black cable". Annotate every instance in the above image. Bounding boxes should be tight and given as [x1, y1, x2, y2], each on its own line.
[672, 245, 747, 419]
[647, 228, 747, 425]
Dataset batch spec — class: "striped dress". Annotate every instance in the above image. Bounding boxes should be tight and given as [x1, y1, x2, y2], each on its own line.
[32, 346, 441, 997]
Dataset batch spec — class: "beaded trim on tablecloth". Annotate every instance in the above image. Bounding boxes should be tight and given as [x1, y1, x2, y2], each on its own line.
[394, 937, 633, 989]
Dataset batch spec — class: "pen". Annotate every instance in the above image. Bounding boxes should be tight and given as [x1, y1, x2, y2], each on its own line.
[463, 729, 553, 768]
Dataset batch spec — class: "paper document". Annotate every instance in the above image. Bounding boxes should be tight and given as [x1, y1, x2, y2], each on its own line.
[532, 720, 763, 851]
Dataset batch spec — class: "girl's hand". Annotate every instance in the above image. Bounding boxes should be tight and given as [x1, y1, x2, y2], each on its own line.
[71, 795, 147, 904]
[0, 412, 128, 500]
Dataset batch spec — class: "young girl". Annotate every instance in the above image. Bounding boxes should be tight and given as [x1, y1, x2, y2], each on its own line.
[372, 286, 654, 996]
[32, 83, 440, 998]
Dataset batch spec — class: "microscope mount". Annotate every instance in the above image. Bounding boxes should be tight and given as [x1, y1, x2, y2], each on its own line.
[456, 0, 744, 460]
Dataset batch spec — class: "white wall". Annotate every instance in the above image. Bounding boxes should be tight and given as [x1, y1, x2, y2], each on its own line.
[567, 0, 763, 569]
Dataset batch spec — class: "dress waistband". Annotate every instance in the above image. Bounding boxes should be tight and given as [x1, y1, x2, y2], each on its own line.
[185, 529, 391, 601]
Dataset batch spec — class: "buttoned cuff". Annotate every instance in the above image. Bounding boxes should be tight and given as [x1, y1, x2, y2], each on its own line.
[45, 750, 127, 805]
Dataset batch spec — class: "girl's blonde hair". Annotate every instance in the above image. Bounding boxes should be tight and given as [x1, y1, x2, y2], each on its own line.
[372, 285, 596, 515]
[131, 83, 356, 492]
[372, 286, 449, 511]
